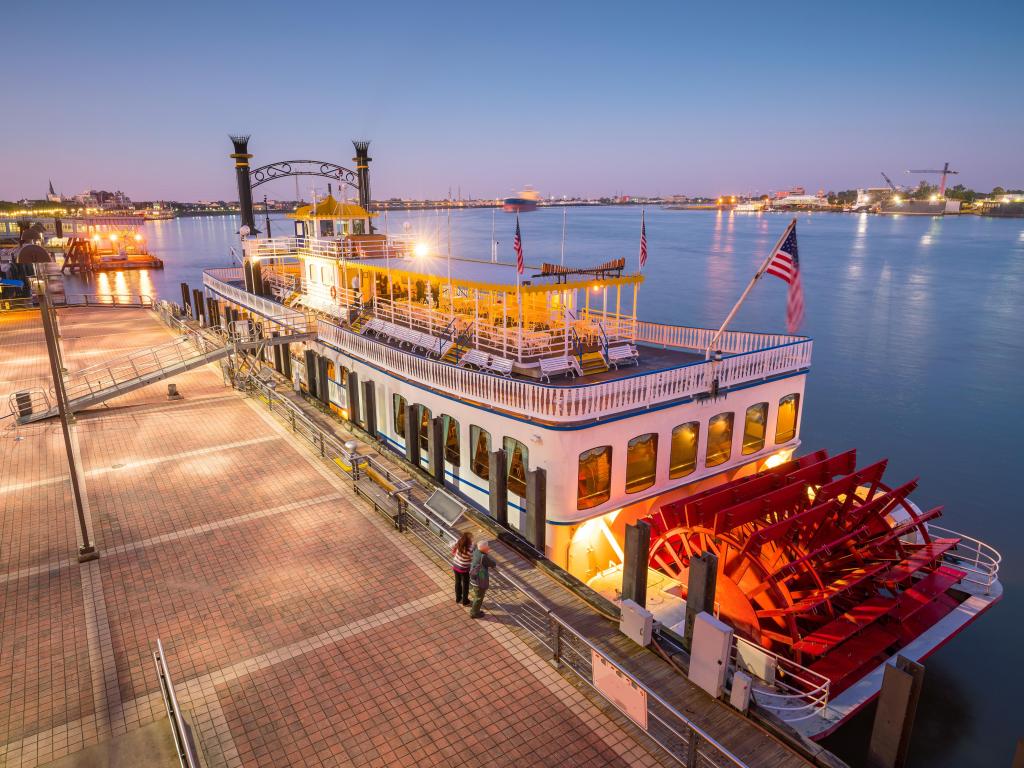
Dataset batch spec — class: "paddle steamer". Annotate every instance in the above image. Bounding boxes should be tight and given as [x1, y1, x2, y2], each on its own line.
[202, 139, 1001, 739]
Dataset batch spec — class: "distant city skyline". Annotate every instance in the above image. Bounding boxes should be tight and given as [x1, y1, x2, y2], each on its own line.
[4, 1, 1021, 201]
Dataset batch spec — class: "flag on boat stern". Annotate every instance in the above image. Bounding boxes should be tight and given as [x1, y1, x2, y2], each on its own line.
[765, 220, 804, 333]
[639, 209, 648, 269]
[514, 215, 524, 275]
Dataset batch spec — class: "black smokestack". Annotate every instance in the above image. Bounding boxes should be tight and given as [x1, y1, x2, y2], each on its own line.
[352, 140, 372, 230]
[230, 135, 256, 234]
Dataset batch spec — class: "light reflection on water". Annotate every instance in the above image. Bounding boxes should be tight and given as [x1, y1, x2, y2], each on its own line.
[61, 208, 1023, 768]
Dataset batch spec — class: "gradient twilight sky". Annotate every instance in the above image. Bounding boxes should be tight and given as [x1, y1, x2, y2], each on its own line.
[4, 1, 1021, 201]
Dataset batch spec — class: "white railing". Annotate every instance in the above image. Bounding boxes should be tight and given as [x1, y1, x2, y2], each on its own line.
[635, 319, 803, 355]
[318, 318, 812, 423]
[242, 234, 416, 261]
[730, 637, 830, 723]
[203, 272, 305, 322]
[923, 523, 1002, 595]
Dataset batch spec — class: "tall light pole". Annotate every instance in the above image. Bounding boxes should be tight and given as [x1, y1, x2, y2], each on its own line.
[35, 265, 98, 562]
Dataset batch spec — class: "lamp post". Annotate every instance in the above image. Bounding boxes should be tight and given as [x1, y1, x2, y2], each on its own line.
[35, 265, 98, 562]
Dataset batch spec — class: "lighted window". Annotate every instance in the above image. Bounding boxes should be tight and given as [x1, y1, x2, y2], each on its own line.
[419, 406, 432, 452]
[625, 433, 658, 494]
[669, 422, 699, 479]
[776, 394, 800, 443]
[444, 416, 460, 466]
[504, 437, 529, 497]
[471, 426, 491, 480]
[706, 412, 734, 468]
[742, 402, 769, 455]
[393, 394, 407, 436]
[578, 446, 612, 510]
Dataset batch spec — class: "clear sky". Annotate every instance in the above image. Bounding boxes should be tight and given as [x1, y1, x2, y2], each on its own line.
[3, 0, 1021, 201]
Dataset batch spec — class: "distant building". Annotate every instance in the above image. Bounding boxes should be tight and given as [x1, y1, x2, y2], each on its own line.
[46, 180, 63, 204]
[72, 189, 132, 210]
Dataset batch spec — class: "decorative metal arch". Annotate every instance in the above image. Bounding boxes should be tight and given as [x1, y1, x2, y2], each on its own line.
[249, 160, 359, 190]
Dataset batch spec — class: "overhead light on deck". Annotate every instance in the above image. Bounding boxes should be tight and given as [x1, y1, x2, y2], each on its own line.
[413, 242, 429, 258]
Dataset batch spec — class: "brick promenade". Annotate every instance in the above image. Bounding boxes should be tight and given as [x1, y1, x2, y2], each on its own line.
[0, 307, 663, 767]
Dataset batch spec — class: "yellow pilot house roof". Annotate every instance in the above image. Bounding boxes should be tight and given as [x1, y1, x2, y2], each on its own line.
[288, 194, 377, 221]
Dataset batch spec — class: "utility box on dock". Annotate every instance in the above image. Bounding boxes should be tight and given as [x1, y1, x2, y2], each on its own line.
[688, 612, 733, 699]
[619, 599, 653, 647]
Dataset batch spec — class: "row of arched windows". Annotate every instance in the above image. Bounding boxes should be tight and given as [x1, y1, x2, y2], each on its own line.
[392, 395, 530, 498]
[578, 394, 800, 510]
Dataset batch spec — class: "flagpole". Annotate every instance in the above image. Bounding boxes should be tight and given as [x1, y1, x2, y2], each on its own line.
[639, 208, 645, 271]
[704, 217, 796, 359]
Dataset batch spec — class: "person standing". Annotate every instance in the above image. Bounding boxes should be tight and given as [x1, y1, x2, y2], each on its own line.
[451, 532, 473, 606]
[469, 541, 496, 618]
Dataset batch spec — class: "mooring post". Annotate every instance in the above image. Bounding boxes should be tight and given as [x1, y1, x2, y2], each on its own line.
[621, 520, 652, 607]
[867, 655, 925, 768]
[192, 289, 205, 325]
[683, 552, 718, 650]
[488, 448, 508, 527]
[180, 282, 191, 317]
[525, 467, 547, 553]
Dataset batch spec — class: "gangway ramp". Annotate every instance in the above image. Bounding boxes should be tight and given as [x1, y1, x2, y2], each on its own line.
[13, 314, 315, 424]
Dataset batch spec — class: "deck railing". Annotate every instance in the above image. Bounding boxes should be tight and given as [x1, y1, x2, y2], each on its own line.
[204, 270, 812, 423]
[242, 234, 416, 261]
[635, 319, 803, 355]
[317, 318, 811, 423]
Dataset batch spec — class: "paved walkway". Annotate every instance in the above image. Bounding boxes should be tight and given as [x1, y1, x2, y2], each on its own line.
[0, 307, 666, 767]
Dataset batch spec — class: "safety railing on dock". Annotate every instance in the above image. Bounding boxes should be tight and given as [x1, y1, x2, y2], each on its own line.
[0, 293, 155, 311]
[153, 639, 200, 768]
[232, 370, 754, 768]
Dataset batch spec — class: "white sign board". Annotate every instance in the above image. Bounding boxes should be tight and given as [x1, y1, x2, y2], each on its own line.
[591, 649, 648, 730]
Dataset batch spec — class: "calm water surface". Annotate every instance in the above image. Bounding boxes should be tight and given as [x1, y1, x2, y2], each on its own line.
[66, 208, 1024, 767]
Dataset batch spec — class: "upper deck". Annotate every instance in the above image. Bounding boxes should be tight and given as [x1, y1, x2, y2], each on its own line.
[207, 235, 812, 425]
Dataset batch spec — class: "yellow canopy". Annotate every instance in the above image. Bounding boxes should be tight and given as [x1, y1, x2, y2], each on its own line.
[288, 195, 376, 221]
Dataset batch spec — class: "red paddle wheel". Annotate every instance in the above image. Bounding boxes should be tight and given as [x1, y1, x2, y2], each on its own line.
[644, 449, 968, 695]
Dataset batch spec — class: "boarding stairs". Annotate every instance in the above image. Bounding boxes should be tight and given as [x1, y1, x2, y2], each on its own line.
[13, 313, 316, 424]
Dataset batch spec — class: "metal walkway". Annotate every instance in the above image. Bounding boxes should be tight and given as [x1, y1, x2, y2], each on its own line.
[12, 312, 315, 424]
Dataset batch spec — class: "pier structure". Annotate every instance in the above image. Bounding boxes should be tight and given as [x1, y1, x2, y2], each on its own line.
[0, 297, 828, 766]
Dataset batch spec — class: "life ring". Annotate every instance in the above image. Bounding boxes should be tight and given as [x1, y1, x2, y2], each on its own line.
[330, 285, 337, 300]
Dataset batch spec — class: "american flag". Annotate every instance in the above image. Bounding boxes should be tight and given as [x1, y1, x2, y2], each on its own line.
[514, 215, 524, 275]
[639, 210, 648, 269]
[764, 220, 804, 333]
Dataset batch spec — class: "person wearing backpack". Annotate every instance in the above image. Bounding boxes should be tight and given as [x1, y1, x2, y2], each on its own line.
[468, 540, 496, 618]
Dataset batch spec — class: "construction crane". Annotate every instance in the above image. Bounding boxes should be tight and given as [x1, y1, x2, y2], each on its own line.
[907, 162, 959, 197]
[881, 172, 899, 193]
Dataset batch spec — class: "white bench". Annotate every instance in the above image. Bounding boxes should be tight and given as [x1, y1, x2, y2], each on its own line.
[486, 356, 514, 377]
[539, 355, 580, 382]
[607, 343, 639, 368]
[458, 349, 490, 370]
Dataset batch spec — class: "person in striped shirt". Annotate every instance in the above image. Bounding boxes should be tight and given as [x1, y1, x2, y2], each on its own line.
[451, 531, 473, 606]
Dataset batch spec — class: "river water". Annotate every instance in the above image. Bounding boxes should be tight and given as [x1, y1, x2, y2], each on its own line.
[64, 208, 1023, 767]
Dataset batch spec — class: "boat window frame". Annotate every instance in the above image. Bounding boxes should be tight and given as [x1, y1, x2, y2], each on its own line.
[669, 421, 700, 479]
[443, 415, 461, 466]
[742, 402, 769, 456]
[393, 393, 407, 437]
[503, 436, 529, 498]
[578, 445, 613, 511]
[706, 411, 735, 468]
[625, 432, 658, 494]
[470, 425, 491, 481]
[776, 393, 800, 444]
